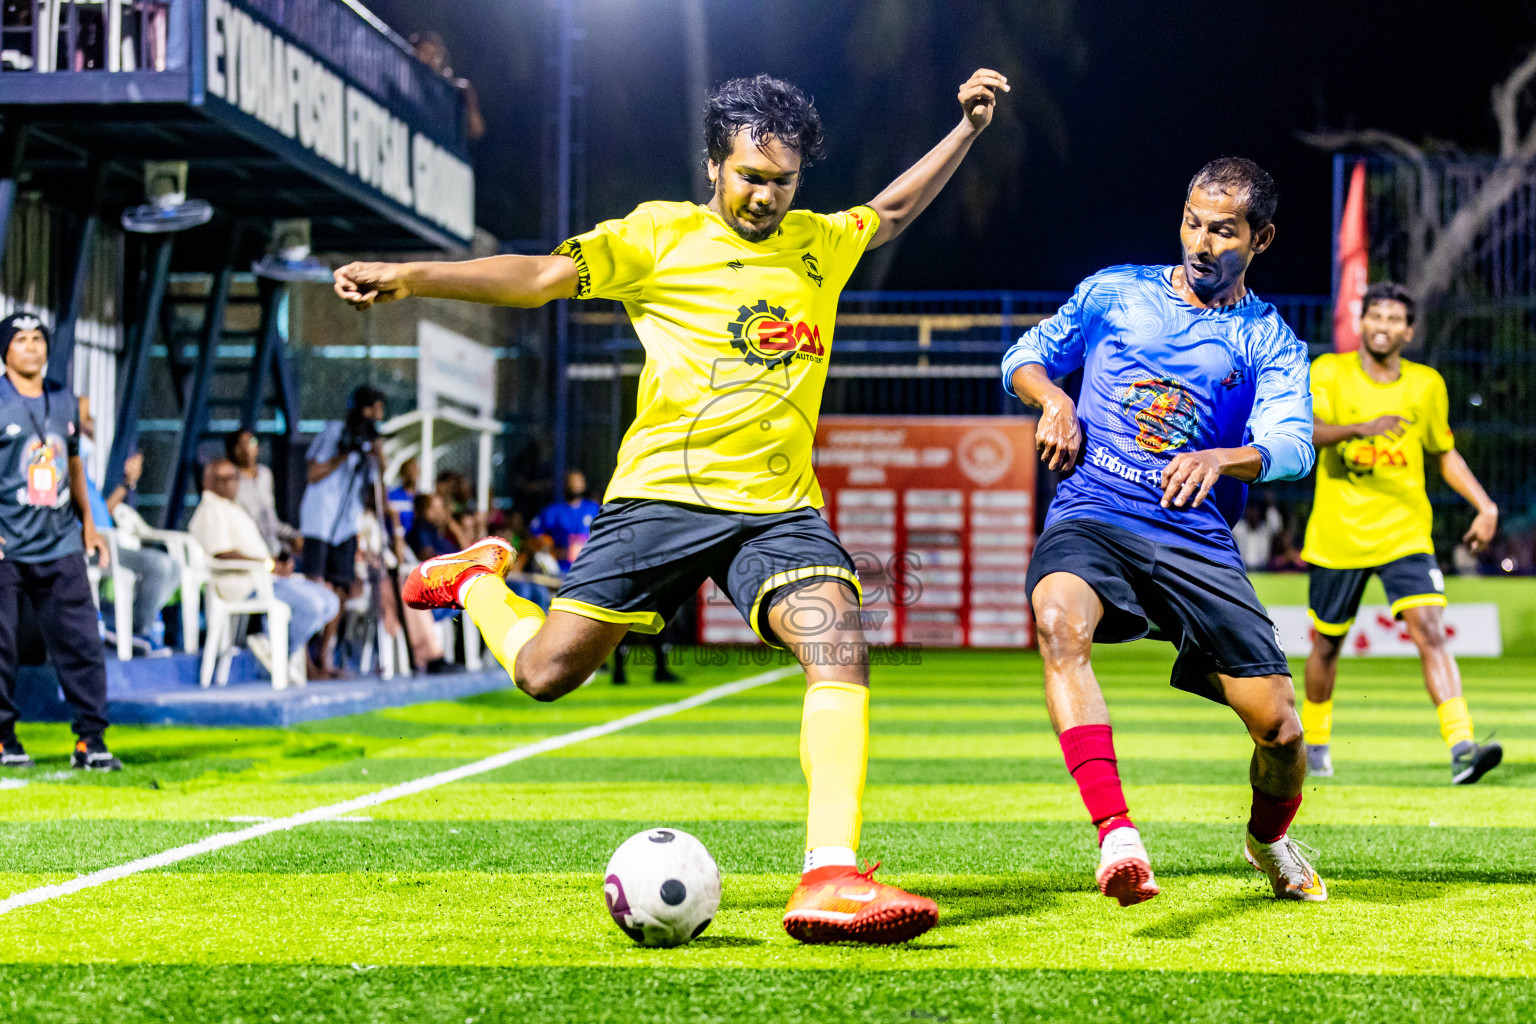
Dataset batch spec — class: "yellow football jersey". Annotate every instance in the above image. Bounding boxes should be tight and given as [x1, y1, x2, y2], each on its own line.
[555, 201, 879, 513]
[1301, 351, 1455, 568]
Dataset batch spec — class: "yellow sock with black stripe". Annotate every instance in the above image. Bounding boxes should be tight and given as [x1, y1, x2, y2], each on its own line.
[464, 575, 545, 683]
[1301, 699, 1333, 746]
[1436, 697, 1475, 749]
[799, 681, 869, 861]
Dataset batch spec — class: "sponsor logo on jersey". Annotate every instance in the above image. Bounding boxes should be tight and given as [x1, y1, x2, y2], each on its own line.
[727, 298, 826, 369]
[1339, 438, 1408, 476]
[1119, 376, 1200, 455]
[726, 260, 744, 272]
[801, 252, 823, 287]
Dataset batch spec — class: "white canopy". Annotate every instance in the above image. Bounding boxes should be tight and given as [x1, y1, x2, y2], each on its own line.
[381, 407, 502, 516]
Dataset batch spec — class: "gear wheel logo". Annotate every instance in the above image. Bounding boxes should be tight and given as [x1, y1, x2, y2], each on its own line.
[728, 298, 796, 370]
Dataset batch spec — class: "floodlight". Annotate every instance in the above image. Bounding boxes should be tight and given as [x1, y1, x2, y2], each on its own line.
[121, 161, 214, 234]
[252, 219, 333, 282]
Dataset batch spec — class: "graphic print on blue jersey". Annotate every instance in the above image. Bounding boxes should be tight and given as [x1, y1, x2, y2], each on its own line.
[1118, 377, 1199, 455]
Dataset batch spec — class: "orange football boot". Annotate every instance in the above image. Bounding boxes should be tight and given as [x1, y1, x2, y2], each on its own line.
[782, 862, 938, 945]
[402, 537, 516, 610]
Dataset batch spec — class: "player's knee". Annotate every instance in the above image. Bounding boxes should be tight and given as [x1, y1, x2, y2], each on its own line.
[1035, 602, 1092, 660]
[518, 660, 582, 702]
[1245, 696, 1303, 748]
[1408, 616, 1447, 651]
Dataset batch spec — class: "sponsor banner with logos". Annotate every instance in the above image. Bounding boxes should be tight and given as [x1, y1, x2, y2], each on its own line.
[1268, 604, 1502, 657]
[698, 416, 1037, 647]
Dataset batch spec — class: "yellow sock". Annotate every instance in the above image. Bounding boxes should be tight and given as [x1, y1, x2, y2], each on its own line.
[799, 681, 869, 853]
[464, 575, 545, 683]
[1301, 699, 1333, 746]
[1436, 697, 1474, 748]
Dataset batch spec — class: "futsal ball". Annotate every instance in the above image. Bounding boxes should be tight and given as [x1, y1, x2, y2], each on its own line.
[603, 827, 721, 947]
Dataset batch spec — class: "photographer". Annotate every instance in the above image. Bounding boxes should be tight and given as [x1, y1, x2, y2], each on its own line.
[297, 385, 387, 676]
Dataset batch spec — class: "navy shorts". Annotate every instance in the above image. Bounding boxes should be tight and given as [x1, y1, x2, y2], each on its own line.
[1308, 552, 1445, 637]
[551, 499, 860, 648]
[1025, 517, 1290, 704]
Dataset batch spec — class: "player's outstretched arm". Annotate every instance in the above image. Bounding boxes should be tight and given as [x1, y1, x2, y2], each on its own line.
[864, 68, 1009, 250]
[1439, 449, 1499, 552]
[1010, 363, 1081, 473]
[333, 254, 579, 311]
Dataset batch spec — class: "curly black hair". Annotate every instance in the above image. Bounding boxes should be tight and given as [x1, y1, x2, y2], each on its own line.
[704, 74, 825, 167]
[1187, 156, 1279, 233]
[1362, 280, 1417, 325]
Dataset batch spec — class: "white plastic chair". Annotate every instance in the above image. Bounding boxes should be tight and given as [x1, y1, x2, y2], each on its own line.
[86, 528, 136, 662]
[199, 558, 294, 691]
[135, 527, 207, 655]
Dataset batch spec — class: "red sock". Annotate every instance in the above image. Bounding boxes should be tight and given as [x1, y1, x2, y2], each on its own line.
[1247, 787, 1302, 843]
[1059, 724, 1130, 834]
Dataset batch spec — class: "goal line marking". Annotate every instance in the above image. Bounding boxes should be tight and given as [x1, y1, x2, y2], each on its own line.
[0, 665, 803, 917]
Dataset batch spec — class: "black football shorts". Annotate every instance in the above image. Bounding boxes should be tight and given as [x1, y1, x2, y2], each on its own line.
[1307, 552, 1446, 637]
[551, 498, 860, 648]
[1025, 516, 1291, 704]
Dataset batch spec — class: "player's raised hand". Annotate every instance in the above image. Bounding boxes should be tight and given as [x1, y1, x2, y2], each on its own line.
[1463, 507, 1498, 553]
[958, 69, 1009, 132]
[1160, 450, 1223, 509]
[334, 262, 412, 311]
[1035, 397, 1082, 474]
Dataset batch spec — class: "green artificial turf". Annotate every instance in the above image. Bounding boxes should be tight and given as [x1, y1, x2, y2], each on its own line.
[1, 645, 1532, 1022]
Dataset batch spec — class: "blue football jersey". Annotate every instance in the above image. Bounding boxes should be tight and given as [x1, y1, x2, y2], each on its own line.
[1002, 265, 1313, 568]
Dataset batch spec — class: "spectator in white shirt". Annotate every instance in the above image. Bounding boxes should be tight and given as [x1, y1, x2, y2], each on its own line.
[227, 429, 301, 561]
[189, 460, 338, 680]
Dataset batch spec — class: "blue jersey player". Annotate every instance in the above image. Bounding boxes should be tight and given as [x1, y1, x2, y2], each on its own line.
[1003, 158, 1326, 908]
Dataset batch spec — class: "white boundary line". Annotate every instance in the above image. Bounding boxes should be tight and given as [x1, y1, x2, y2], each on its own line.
[0, 665, 802, 917]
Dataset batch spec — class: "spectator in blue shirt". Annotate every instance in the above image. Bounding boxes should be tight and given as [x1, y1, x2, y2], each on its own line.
[530, 469, 601, 573]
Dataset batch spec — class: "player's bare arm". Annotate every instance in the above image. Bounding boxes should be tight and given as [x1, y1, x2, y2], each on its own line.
[1439, 448, 1499, 551]
[334, 254, 578, 311]
[1311, 414, 1408, 446]
[865, 68, 1009, 250]
[1159, 446, 1262, 509]
[1010, 362, 1081, 472]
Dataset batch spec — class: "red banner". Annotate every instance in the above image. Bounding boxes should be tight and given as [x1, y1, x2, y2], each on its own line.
[697, 416, 1037, 647]
[1333, 160, 1368, 353]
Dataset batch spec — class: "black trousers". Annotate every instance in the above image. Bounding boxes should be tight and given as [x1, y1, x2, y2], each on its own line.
[0, 554, 109, 741]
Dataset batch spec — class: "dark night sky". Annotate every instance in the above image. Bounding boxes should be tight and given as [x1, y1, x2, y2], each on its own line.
[374, 0, 1536, 296]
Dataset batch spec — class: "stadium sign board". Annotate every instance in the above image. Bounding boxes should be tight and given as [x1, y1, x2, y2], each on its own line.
[202, 0, 475, 247]
[1269, 604, 1502, 657]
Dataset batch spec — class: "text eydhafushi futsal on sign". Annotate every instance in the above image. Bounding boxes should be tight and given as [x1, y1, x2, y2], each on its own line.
[204, 0, 475, 243]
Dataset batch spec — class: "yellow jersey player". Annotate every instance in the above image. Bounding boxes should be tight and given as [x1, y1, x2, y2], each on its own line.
[334, 70, 1011, 944]
[1301, 281, 1502, 784]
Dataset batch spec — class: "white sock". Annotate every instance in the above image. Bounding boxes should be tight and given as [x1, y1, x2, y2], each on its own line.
[803, 845, 858, 873]
[456, 572, 488, 607]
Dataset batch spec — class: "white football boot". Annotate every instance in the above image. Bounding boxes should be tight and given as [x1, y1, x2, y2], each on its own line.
[1305, 743, 1333, 778]
[1244, 832, 1327, 901]
[1096, 824, 1161, 906]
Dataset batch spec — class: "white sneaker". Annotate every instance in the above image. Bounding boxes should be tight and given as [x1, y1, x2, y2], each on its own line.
[1306, 743, 1334, 778]
[1096, 825, 1161, 906]
[247, 634, 275, 677]
[1244, 832, 1328, 901]
[288, 649, 308, 686]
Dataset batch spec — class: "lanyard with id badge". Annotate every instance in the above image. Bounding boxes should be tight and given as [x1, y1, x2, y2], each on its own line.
[9, 380, 63, 508]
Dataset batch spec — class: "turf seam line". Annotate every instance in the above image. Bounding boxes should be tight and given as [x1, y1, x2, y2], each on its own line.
[0, 665, 803, 917]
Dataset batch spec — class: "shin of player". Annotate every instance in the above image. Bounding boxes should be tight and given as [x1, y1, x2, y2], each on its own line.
[1301, 281, 1502, 785]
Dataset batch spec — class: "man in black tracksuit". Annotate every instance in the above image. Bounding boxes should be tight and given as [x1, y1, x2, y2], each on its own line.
[0, 312, 121, 771]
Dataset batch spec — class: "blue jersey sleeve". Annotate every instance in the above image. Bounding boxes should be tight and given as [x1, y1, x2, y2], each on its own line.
[1247, 322, 1314, 482]
[1002, 278, 1093, 394]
